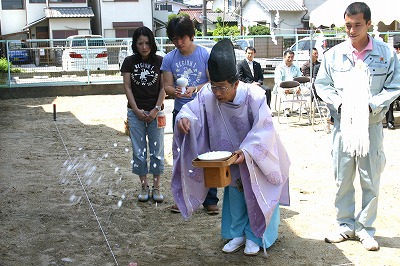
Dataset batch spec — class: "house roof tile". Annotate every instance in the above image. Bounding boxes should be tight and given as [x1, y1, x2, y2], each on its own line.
[23, 7, 94, 31]
[44, 7, 95, 18]
[179, 8, 237, 23]
[206, 12, 237, 23]
[257, 0, 307, 12]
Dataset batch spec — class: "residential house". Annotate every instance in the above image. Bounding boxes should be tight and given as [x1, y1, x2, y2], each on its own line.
[153, 0, 190, 37]
[0, 0, 29, 39]
[212, 0, 399, 35]
[153, 0, 238, 37]
[1, 0, 94, 40]
[212, 0, 308, 35]
[89, 0, 152, 38]
[1, 0, 156, 41]
[179, 8, 237, 33]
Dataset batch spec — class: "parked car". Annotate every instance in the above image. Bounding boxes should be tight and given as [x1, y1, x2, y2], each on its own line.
[193, 39, 246, 62]
[8, 41, 30, 64]
[234, 38, 254, 50]
[193, 39, 216, 52]
[118, 39, 166, 68]
[62, 35, 108, 71]
[289, 36, 346, 66]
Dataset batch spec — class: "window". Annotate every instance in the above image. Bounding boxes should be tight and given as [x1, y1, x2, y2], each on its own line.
[228, 0, 234, 10]
[113, 22, 143, 38]
[115, 29, 130, 38]
[29, 0, 46, 3]
[155, 3, 172, 11]
[71, 39, 105, 47]
[291, 40, 316, 51]
[49, 0, 86, 3]
[2, 0, 23, 9]
[52, 30, 78, 46]
[53, 30, 78, 39]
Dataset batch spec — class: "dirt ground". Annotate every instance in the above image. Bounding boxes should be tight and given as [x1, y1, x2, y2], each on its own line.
[0, 94, 399, 266]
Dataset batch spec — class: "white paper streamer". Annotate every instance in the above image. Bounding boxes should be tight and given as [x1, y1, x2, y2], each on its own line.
[340, 60, 370, 157]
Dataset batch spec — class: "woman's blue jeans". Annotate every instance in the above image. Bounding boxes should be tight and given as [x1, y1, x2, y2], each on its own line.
[127, 108, 164, 176]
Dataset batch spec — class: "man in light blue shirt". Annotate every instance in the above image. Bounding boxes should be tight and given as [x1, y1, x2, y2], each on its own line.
[273, 50, 303, 116]
[273, 49, 302, 94]
[315, 2, 400, 251]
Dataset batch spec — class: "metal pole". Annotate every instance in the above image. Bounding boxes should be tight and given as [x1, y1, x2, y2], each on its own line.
[240, 0, 243, 35]
[310, 29, 313, 79]
[202, 0, 207, 36]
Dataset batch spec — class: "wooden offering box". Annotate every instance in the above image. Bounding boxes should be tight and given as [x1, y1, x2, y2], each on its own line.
[192, 154, 238, 188]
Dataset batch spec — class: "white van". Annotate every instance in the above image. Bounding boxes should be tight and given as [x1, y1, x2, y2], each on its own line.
[289, 36, 346, 66]
[62, 35, 108, 71]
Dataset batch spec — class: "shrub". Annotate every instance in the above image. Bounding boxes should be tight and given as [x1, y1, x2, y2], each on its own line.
[0, 58, 22, 73]
[248, 25, 270, 35]
[213, 17, 240, 38]
[0, 57, 11, 73]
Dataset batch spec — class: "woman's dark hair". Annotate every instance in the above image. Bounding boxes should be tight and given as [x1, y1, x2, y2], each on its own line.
[344, 2, 371, 23]
[131, 26, 158, 56]
[166, 16, 195, 41]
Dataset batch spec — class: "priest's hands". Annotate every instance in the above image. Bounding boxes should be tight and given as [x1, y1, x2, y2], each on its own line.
[177, 117, 191, 134]
[233, 149, 245, 164]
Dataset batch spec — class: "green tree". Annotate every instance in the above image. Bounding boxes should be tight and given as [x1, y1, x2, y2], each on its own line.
[248, 25, 270, 35]
[167, 12, 190, 23]
[212, 17, 240, 38]
[167, 14, 177, 22]
[195, 29, 203, 36]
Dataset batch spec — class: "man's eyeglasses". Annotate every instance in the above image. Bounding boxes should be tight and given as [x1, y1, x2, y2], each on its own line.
[209, 83, 234, 92]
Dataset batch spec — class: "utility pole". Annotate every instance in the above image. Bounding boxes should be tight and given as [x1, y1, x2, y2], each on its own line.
[202, 0, 207, 36]
[240, 0, 243, 35]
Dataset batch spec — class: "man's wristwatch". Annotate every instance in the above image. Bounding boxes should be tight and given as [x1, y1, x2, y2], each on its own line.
[154, 105, 161, 111]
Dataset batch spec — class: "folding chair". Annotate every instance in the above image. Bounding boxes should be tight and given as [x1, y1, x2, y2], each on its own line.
[310, 83, 331, 133]
[277, 80, 308, 124]
[294, 76, 312, 124]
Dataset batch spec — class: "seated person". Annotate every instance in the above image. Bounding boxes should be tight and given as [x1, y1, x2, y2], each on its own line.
[274, 50, 302, 95]
[311, 61, 322, 102]
[237, 46, 272, 107]
[274, 50, 303, 116]
[301, 47, 320, 78]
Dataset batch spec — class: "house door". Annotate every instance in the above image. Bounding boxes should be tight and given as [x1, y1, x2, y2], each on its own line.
[36, 27, 49, 39]
[34, 27, 50, 66]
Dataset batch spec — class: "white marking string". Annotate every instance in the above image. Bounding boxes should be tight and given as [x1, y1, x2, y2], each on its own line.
[53, 121, 119, 266]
